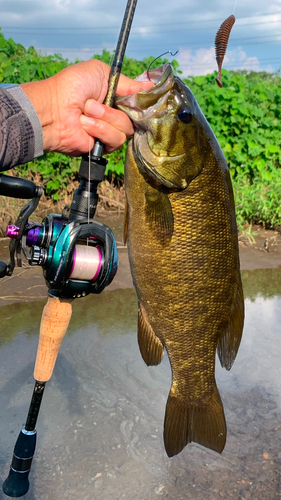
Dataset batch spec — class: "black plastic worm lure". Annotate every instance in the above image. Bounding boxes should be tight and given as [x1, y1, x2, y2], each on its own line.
[215, 14, 236, 87]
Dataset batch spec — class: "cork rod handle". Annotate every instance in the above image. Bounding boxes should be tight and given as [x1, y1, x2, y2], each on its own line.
[34, 296, 73, 382]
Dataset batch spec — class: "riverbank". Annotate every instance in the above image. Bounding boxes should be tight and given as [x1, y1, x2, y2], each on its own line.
[0, 213, 280, 306]
[0, 180, 126, 238]
[1, 215, 281, 500]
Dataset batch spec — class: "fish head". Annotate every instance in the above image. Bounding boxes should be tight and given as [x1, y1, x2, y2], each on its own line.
[115, 63, 210, 191]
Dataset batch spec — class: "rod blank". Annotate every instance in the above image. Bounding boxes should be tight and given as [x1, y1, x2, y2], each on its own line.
[3, 296, 72, 498]
[93, 0, 138, 157]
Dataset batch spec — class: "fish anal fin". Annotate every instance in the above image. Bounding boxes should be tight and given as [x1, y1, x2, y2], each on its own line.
[164, 383, 226, 457]
[217, 282, 244, 371]
[145, 189, 173, 246]
[138, 303, 164, 366]
[123, 196, 129, 245]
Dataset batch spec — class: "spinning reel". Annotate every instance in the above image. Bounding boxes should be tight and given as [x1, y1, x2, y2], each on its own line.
[0, 154, 118, 299]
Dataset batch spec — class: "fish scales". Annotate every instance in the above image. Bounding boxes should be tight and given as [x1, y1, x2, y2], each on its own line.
[116, 63, 244, 457]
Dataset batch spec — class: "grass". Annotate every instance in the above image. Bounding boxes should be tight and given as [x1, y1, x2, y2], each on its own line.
[0, 180, 126, 237]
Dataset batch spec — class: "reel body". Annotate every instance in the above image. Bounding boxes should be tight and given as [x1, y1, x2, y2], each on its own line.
[8, 214, 118, 299]
[2, 171, 118, 299]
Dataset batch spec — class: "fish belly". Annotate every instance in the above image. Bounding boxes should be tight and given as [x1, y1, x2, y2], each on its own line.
[124, 141, 244, 456]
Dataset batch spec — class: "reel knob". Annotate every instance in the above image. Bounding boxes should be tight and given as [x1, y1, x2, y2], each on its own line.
[30, 246, 47, 266]
[0, 260, 7, 278]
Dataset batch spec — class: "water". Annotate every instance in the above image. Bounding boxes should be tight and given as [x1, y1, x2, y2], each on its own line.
[0, 268, 280, 499]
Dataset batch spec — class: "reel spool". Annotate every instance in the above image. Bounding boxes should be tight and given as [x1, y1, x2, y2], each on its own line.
[69, 244, 102, 281]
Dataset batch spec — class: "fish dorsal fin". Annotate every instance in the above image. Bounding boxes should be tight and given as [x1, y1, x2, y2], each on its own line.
[138, 302, 164, 366]
[217, 279, 244, 370]
[145, 187, 174, 246]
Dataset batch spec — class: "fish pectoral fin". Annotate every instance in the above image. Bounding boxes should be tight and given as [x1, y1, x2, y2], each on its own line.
[145, 189, 174, 246]
[123, 195, 129, 245]
[217, 281, 244, 370]
[138, 302, 164, 366]
[164, 383, 226, 457]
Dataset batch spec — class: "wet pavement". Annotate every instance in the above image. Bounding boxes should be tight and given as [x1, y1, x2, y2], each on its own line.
[0, 218, 280, 499]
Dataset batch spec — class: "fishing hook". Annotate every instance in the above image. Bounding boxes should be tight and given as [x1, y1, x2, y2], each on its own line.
[147, 50, 179, 81]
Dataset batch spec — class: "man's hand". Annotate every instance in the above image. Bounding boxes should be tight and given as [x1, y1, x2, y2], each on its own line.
[20, 59, 153, 156]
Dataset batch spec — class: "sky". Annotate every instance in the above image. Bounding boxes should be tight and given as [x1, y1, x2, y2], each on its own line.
[1, 0, 281, 77]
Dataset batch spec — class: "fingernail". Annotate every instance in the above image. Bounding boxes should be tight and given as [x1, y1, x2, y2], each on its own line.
[80, 115, 96, 127]
[85, 100, 104, 118]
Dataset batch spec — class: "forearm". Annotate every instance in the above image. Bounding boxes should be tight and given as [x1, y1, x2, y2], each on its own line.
[0, 85, 43, 171]
[0, 59, 154, 170]
[20, 79, 56, 152]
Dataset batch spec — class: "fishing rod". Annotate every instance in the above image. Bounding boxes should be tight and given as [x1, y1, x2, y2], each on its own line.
[1, 0, 138, 496]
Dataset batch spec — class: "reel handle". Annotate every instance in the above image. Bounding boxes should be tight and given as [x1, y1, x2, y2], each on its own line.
[0, 174, 41, 199]
[34, 295, 73, 382]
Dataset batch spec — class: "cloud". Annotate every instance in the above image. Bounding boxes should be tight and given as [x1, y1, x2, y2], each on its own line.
[177, 47, 215, 76]
[225, 47, 274, 73]
[137, 27, 150, 37]
[0, 0, 280, 73]
[54, 0, 71, 9]
[177, 46, 274, 77]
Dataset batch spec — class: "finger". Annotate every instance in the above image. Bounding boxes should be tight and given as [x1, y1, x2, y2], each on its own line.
[117, 73, 154, 96]
[84, 99, 135, 136]
[80, 115, 128, 153]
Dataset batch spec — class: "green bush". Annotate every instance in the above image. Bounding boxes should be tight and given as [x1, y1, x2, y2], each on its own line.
[0, 31, 69, 83]
[15, 154, 80, 200]
[184, 69, 281, 228]
[1, 29, 281, 228]
[185, 70, 281, 182]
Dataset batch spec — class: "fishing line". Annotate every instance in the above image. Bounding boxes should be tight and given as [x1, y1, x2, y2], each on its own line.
[232, 0, 238, 15]
[109, 22, 124, 68]
[147, 50, 179, 81]
[87, 136, 91, 245]
[66, 129, 103, 281]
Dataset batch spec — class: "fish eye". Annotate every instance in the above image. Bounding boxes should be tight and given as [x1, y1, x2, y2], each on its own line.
[177, 106, 192, 124]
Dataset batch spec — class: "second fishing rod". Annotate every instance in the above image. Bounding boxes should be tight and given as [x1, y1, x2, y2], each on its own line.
[2, 0, 138, 496]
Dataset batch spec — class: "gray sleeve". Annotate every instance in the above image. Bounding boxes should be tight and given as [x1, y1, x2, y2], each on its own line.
[0, 86, 44, 172]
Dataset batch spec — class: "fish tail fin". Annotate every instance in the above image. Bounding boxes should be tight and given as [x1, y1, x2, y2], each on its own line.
[164, 383, 226, 457]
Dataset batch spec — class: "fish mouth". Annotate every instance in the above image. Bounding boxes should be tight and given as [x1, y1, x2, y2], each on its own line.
[135, 62, 173, 85]
[115, 63, 174, 119]
[116, 63, 188, 191]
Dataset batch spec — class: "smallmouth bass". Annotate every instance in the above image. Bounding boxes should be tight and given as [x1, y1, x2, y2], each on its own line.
[115, 63, 244, 457]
